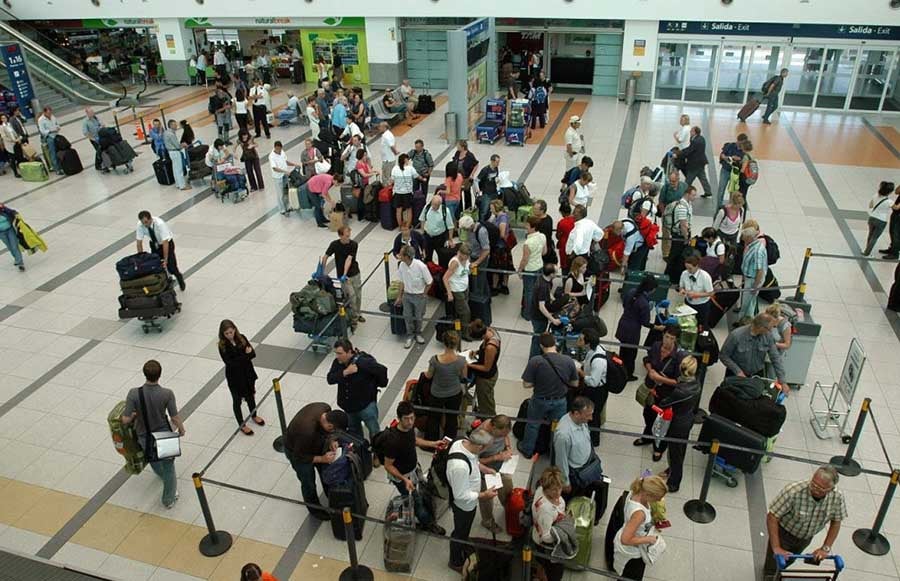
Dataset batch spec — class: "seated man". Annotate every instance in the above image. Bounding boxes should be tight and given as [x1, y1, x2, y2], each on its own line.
[392, 223, 427, 261]
[383, 91, 412, 116]
[553, 396, 604, 522]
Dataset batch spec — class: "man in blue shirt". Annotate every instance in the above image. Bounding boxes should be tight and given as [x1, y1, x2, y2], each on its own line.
[331, 96, 348, 136]
[621, 218, 648, 273]
[717, 132, 748, 202]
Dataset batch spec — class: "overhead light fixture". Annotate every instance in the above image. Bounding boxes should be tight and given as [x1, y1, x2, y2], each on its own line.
[722, 0, 734, 4]
[891, 0, 900, 8]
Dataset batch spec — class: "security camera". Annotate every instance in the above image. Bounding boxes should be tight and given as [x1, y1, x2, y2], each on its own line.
[722, 0, 733, 4]
[195, 0, 203, 4]
[891, 0, 900, 8]
[90, 0, 99, 6]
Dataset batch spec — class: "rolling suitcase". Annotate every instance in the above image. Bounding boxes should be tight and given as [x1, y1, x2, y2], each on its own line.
[737, 97, 761, 122]
[329, 448, 369, 541]
[505, 488, 527, 538]
[380, 201, 397, 230]
[697, 413, 767, 473]
[390, 302, 407, 336]
[20, 161, 48, 182]
[59, 148, 82, 175]
[154, 157, 175, 186]
[383, 494, 417, 573]
[565, 493, 597, 569]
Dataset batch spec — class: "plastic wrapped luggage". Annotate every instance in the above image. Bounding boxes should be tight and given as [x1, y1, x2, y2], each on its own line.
[20, 161, 48, 182]
[383, 495, 417, 573]
[697, 413, 767, 473]
[708, 378, 786, 437]
[116, 252, 163, 281]
[565, 494, 597, 569]
[59, 149, 82, 175]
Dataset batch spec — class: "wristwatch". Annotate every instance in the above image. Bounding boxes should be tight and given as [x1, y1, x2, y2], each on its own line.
[821, 545, 831, 553]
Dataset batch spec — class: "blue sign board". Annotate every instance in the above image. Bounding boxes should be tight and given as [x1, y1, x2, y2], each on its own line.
[465, 18, 489, 42]
[659, 21, 900, 41]
[1, 44, 35, 119]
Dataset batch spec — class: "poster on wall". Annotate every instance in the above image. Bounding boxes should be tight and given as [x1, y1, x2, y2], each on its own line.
[466, 60, 487, 131]
[300, 29, 369, 85]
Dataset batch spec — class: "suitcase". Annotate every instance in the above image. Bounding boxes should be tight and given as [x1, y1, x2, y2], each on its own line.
[340, 184, 358, 217]
[737, 97, 761, 122]
[512, 398, 551, 455]
[476, 120, 503, 144]
[107, 401, 145, 475]
[622, 270, 669, 304]
[329, 449, 369, 541]
[412, 192, 426, 227]
[390, 302, 406, 336]
[287, 187, 300, 211]
[187, 143, 209, 162]
[415, 94, 435, 114]
[383, 495, 417, 573]
[697, 413, 767, 473]
[380, 201, 397, 230]
[709, 381, 787, 438]
[59, 148, 82, 175]
[116, 252, 164, 281]
[119, 288, 178, 311]
[54, 134, 71, 151]
[565, 494, 597, 569]
[120, 273, 168, 296]
[20, 161, 48, 182]
[708, 281, 740, 328]
[505, 488, 527, 537]
[154, 157, 175, 186]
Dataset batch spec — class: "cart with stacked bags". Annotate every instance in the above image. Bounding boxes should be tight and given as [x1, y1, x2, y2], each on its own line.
[116, 252, 181, 333]
[476, 98, 506, 144]
[506, 98, 531, 145]
[290, 263, 354, 352]
[212, 161, 249, 203]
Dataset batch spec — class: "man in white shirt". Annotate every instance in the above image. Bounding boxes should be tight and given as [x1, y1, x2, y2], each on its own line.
[395, 245, 432, 348]
[579, 327, 608, 447]
[213, 46, 228, 79]
[565, 205, 604, 261]
[250, 79, 272, 139]
[135, 210, 186, 291]
[340, 120, 364, 142]
[269, 140, 300, 215]
[564, 115, 585, 172]
[37, 106, 63, 175]
[195, 52, 207, 85]
[379, 122, 398, 178]
[446, 429, 497, 572]
[341, 135, 364, 175]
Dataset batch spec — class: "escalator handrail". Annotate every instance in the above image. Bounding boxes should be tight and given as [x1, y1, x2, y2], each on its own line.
[0, 20, 121, 99]
[0, 59, 112, 106]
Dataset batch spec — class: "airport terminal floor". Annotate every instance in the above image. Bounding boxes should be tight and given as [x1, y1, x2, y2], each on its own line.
[0, 80, 900, 581]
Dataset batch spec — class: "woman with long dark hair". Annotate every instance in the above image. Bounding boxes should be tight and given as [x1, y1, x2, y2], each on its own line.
[237, 131, 264, 192]
[390, 152, 419, 228]
[218, 319, 265, 435]
[451, 139, 479, 211]
[615, 275, 658, 379]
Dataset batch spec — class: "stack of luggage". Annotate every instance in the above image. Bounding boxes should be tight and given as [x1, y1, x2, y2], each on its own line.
[53, 134, 83, 176]
[116, 252, 180, 325]
[324, 438, 369, 541]
[383, 495, 417, 573]
[187, 142, 211, 181]
[290, 272, 351, 336]
[98, 127, 137, 173]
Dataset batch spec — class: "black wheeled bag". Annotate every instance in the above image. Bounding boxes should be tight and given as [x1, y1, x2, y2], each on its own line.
[708, 381, 786, 438]
[116, 252, 164, 281]
[415, 94, 436, 114]
[390, 302, 407, 336]
[59, 149, 82, 175]
[696, 413, 767, 473]
[154, 157, 175, 186]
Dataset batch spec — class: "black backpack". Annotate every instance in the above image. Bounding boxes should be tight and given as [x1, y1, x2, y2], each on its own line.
[478, 221, 500, 250]
[762, 234, 780, 265]
[371, 425, 395, 464]
[207, 95, 221, 115]
[600, 351, 628, 394]
[605, 491, 630, 570]
[430, 441, 469, 493]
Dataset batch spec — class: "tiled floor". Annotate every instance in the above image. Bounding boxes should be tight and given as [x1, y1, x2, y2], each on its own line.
[0, 81, 899, 581]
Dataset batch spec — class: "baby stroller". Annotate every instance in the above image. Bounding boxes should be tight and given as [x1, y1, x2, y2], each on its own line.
[212, 161, 248, 203]
[98, 127, 136, 173]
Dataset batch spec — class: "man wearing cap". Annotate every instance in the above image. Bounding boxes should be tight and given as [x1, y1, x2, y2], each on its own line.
[564, 116, 585, 172]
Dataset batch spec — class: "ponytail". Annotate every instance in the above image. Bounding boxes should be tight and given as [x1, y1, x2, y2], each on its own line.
[629, 474, 668, 501]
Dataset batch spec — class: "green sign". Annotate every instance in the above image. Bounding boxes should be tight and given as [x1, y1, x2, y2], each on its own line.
[81, 18, 156, 29]
[184, 17, 365, 29]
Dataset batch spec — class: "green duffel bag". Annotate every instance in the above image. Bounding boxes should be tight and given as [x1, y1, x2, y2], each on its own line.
[290, 282, 337, 318]
[120, 273, 169, 297]
[20, 161, 49, 182]
[387, 280, 402, 302]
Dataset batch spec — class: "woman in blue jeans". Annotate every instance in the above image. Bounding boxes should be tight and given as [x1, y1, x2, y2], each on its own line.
[0, 204, 24, 271]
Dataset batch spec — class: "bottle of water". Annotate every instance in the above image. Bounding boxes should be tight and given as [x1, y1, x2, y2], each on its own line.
[651, 405, 673, 443]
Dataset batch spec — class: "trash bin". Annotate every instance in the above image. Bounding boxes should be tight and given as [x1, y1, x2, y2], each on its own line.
[780, 299, 821, 386]
[444, 112, 457, 145]
[625, 76, 637, 106]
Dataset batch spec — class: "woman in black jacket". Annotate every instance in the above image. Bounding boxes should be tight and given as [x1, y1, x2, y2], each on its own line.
[657, 356, 700, 493]
[615, 275, 657, 379]
[218, 319, 265, 435]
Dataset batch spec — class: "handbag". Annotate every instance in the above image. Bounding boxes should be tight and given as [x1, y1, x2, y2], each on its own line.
[635, 383, 654, 407]
[640, 529, 667, 565]
[570, 453, 603, 490]
[137, 386, 181, 462]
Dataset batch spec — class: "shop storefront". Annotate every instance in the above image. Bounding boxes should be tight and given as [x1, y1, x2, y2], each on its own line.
[655, 21, 900, 113]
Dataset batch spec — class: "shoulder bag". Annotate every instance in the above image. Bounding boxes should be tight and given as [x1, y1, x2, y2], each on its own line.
[137, 386, 181, 462]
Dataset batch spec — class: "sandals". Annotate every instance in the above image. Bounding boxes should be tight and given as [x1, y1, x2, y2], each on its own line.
[652, 451, 664, 462]
[252, 416, 266, 426]
[240, 425, 254, 436]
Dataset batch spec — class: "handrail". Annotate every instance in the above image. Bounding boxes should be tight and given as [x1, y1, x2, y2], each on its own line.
[0, 20, 121, 99]
[0, 59, 112, 106]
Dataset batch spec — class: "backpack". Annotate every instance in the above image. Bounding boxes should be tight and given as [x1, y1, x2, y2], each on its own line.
[596, 351, 628, 394]
[662, 198, 687, 235]
[761, 75, 778, 94]
[620, 185, 640, 210]
[761, 234, 780, 265]
[561, 166, 580, 189]
[430, 442, 470, 497]
[208, 94, 221, 115]
[108, 400, 145, 475]
[478, 221, 500, 250]
[357, 352, 389, 388]
[742, 155, 759, 185]
[371, 423, 397, 465]
[586, 240, 610, 276]
[290, 281, 337, 318]
[321, 443, 353, 487]
[532, 85, 548, 105]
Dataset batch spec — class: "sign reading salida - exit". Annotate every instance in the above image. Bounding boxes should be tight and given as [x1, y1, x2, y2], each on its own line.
[659, 20, 900, 41]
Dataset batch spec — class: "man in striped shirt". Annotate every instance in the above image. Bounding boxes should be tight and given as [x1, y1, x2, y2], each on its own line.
[664, 186, 697, 283]
[739, 226, 768, 318]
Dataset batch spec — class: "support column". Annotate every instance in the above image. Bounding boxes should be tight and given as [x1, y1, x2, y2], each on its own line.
[155, 18, 197, 86]
[365, 17, 402, 89]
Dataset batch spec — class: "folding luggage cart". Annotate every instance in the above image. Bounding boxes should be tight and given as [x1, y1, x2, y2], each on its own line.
[476, 98, 506, 144]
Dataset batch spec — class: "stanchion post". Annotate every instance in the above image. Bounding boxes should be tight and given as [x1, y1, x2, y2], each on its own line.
[521, 544, 532, 581]
[794, 248, 812, 302]
[829, 397, 870, 477]
[192, 473, 233, 556]
[684, 440, 719, 524]
[852, 469, 899, 556]
[694, 349, 711, 424]
[454, 319, 461, 333]
[138, 115, 149, 144]
[383, 252, 390, 298]
[339, 304, 348, 339]
[272, 378, 288, 453]
[113, 113, 120, 134]
[339, 507, 374, 580]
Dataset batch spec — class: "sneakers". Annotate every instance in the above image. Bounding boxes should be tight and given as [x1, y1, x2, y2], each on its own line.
[404, 337, 414, 349]
[164, 492, 180, 509]
[17, 264, 25, 271]
[415, 335, 426, 345]
[178, 279, 186, 292]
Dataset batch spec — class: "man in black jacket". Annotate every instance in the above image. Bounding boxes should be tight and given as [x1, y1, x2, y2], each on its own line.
[326, 338, 388, 440]
[675, 126, 712, 198]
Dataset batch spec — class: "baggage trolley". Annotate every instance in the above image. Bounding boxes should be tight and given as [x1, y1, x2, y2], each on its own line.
[213, 162, 249, 203]
[293, 276, 354, 352]
[775, 554, 844, 581]
[118, 304, 182, 334]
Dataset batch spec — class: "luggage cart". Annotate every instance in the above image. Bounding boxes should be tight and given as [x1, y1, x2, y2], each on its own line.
[505, 99, 531, 146]
[213, 162, 249, 203]
[775, 554, 844, 581]
[809, 338, 866, 442]
[119, 304, 182, 334]
[292, 275, 354, 352]
[476, 98, 506, 144]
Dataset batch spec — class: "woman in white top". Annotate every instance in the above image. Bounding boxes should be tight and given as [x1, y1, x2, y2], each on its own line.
[673, 114, 691, 150]
[316, 56, 328, 87]
[305, 95, 320, 141]
[567, 171, 594, 207]
[390, 153, 420, 229]
[0, 114, 21, 178]
[712, 191, 745, 245]
[863, 181, 895, 256]
[233, 88, 251, 135]
[613, 475, 669, 579]
[443, 243, 472, 340]
[531, 466, 567, 581]
[679, 255, 714, 329]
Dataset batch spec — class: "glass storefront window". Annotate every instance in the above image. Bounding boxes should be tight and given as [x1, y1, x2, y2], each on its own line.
[850, 49, 896, 111]
[684, 43, 718, 102]
[715, 44, 752, 104]
[655, 42, 687, 100]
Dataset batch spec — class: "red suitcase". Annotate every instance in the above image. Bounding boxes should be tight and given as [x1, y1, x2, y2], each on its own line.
[505, 487, 527, 538]
[737, 97, 760, 122]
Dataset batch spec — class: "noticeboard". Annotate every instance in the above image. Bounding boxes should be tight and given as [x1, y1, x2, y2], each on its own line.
[838, 338, 866, 405]
[1, 44, 35, 120]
